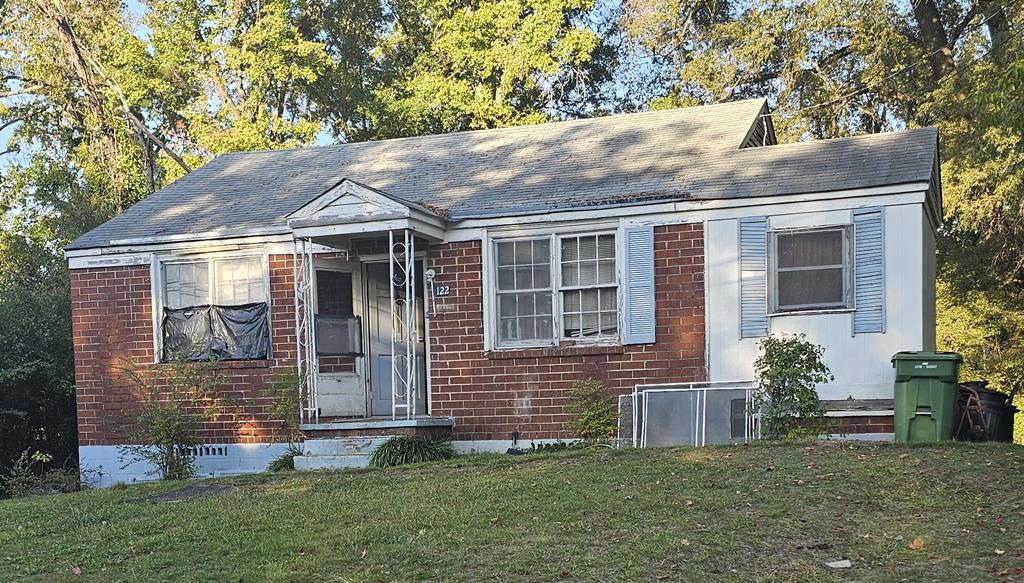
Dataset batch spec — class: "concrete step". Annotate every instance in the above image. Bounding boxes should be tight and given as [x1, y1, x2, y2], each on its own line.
[293, 454, 371, 471]
[302, 437, 388, 457]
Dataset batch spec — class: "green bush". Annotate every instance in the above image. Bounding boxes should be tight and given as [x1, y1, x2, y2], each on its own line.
[369, 436, 455, 468]
[1, 450, 80, 498]
[268, 444, 303, 472]
[564, 378, 618, 441]
[118, 358, 231, 480]
[752, 334, 834, 439]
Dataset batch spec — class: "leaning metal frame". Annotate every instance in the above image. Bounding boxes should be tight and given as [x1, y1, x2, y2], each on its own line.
[292, 237, 319, 424]
[630, 381, 761, 448]
[389, 229, 418, 420]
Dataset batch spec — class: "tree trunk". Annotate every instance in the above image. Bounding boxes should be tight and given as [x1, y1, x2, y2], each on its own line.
[911, 0, 955, 81]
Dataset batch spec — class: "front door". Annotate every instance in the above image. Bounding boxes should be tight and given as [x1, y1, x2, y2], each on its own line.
[365, 262, 427, 416]
[314, 264, 365, 417]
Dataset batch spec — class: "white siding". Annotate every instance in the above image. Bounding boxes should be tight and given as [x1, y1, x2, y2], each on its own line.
[707, 203, 933, 400]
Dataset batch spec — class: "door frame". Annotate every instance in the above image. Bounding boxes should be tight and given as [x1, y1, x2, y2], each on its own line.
[312, 258, 367, 417]
[361, 258, 431, 417]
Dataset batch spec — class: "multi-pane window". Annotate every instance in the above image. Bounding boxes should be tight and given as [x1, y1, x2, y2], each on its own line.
[160, 256, 269, 361]
[770, 227, 852, 313]
[492, 233, 619, 348]
[495, 239, 553, 344]
[163, 257, 265, 307]
[560, 234, 618, 338]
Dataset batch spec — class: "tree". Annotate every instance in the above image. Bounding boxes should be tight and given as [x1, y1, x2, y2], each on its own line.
[620, 0, 1024, 427]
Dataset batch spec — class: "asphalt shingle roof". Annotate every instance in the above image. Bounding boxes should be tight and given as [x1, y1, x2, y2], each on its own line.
[67, 99, 938, 251]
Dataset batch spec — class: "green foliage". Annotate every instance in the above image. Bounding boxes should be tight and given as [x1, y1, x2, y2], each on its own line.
[369, 435, 456, 468]
[1, 450, 80, 499]
[564, 378, 618, 441]
[0, 283, 77, 484]
[753, 334, 834, 439]
[267, 444, 303, 472]
[118, 359, 231, 480]
[264, 369, 304, 446]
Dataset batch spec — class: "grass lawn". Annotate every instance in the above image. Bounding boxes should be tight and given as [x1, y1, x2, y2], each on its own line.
[1, 442, 1022, 582]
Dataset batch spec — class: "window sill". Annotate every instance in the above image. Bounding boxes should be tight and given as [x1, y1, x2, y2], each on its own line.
[487, 343, 625, 360]
[156, 359, 271, 370]
[768, 308, 855, 317]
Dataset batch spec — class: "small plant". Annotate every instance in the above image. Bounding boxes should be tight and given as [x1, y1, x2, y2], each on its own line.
[564, 378, 618, 441]
[264, 370, 304, 445]
[268, 444, 304, 472]
[369, 436, 456, 468]
[118, 358, 231, 480]
[752, 334, 834, 439]
[1, 450, 80, 498]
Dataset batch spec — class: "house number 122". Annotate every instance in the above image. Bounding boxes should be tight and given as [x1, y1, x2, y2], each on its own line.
[434, 285, 452, 297]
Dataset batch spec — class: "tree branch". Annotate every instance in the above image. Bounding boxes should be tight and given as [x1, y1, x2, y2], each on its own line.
[0, 84, 43, 99]
[949, 6, 979, 46]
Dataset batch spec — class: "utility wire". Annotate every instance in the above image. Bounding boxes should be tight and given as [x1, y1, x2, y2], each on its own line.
[756, 1, 1020, 118]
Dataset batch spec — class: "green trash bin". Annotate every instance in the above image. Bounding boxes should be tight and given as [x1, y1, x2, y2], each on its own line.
[891, 352, 962, 443]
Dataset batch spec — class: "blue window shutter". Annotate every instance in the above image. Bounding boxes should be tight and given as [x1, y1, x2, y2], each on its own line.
[853, 207, 885, 334]
[738, 217, 768, 338]
[623, 226, 656, 344]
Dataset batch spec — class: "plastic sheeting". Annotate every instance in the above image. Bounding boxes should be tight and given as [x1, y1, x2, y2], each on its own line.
[162, 303, 268, 362]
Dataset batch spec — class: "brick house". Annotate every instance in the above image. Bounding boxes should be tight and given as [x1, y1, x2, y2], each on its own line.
[66, 99, 942, 484]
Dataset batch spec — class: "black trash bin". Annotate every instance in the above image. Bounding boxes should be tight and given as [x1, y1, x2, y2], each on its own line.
[955, 381, 1018, 443]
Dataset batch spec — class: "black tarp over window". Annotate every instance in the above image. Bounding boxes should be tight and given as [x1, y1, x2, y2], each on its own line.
[162, 303, 268, 362]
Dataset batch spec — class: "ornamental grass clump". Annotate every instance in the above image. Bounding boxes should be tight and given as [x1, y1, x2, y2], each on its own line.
[369, 436, 456, 468]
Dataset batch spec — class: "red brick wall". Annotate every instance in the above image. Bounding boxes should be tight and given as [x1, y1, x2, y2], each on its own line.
[426, 223, 708, 441]
[71, 255, 301, 446]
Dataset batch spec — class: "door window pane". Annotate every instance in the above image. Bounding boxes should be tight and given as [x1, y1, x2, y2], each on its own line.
[317, 270, 354, 317]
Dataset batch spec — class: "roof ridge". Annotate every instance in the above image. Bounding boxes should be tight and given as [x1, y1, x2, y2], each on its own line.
[755, 126, 937, 152]
[216, 98, 769, 158]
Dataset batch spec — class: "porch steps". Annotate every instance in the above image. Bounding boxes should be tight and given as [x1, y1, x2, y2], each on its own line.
[293, 437, 389, 471]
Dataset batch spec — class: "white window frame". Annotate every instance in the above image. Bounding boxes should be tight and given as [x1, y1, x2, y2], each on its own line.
[150, 248, 272, 363]
[768, 226, 853, 314]
[485, 228, 622, 350]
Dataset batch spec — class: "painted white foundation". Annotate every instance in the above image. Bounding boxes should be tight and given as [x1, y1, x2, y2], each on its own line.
[79, 443, 290, 488]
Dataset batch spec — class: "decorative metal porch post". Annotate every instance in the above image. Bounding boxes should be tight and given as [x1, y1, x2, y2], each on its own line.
[389, 229, 418, 420]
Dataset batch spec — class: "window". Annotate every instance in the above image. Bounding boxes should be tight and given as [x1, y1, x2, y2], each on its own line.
[560, 234, 617, 338]
[315, 269, 362, 357]
[770, 227, 852, 313]
[491, 232, 619, 348]
[495, 239, 554, 345]
[159, 256, 269, 362]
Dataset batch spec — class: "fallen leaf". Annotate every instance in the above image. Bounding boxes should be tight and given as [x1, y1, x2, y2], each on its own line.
[995, 549, 1006, 555]
[490, 517, 502, 526]
[908, 536, 925, 551]
[685, 500, 694, 506]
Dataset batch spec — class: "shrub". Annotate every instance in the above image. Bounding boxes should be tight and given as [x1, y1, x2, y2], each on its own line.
[268, 444, 303, 472]
[752, 334, 834, 439]
[264, 370, 304, 446]
[118, 358, 231, 480]
[369, 436, 456, 468]
[1, 450, 80, 498]
[564, 378, 618, 441]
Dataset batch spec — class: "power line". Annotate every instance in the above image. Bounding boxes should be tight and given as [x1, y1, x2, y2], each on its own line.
[757, 1, 1020, 118]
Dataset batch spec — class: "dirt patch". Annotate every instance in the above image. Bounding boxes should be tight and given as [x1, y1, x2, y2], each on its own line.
[144, 484, 236, 503]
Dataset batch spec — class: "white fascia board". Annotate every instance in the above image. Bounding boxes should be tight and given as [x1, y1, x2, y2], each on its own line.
[68, 253, 154, 270]
[441, 185, 930, 242]
[67, 182, 930, 260]
[65, 232, 295, 259]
